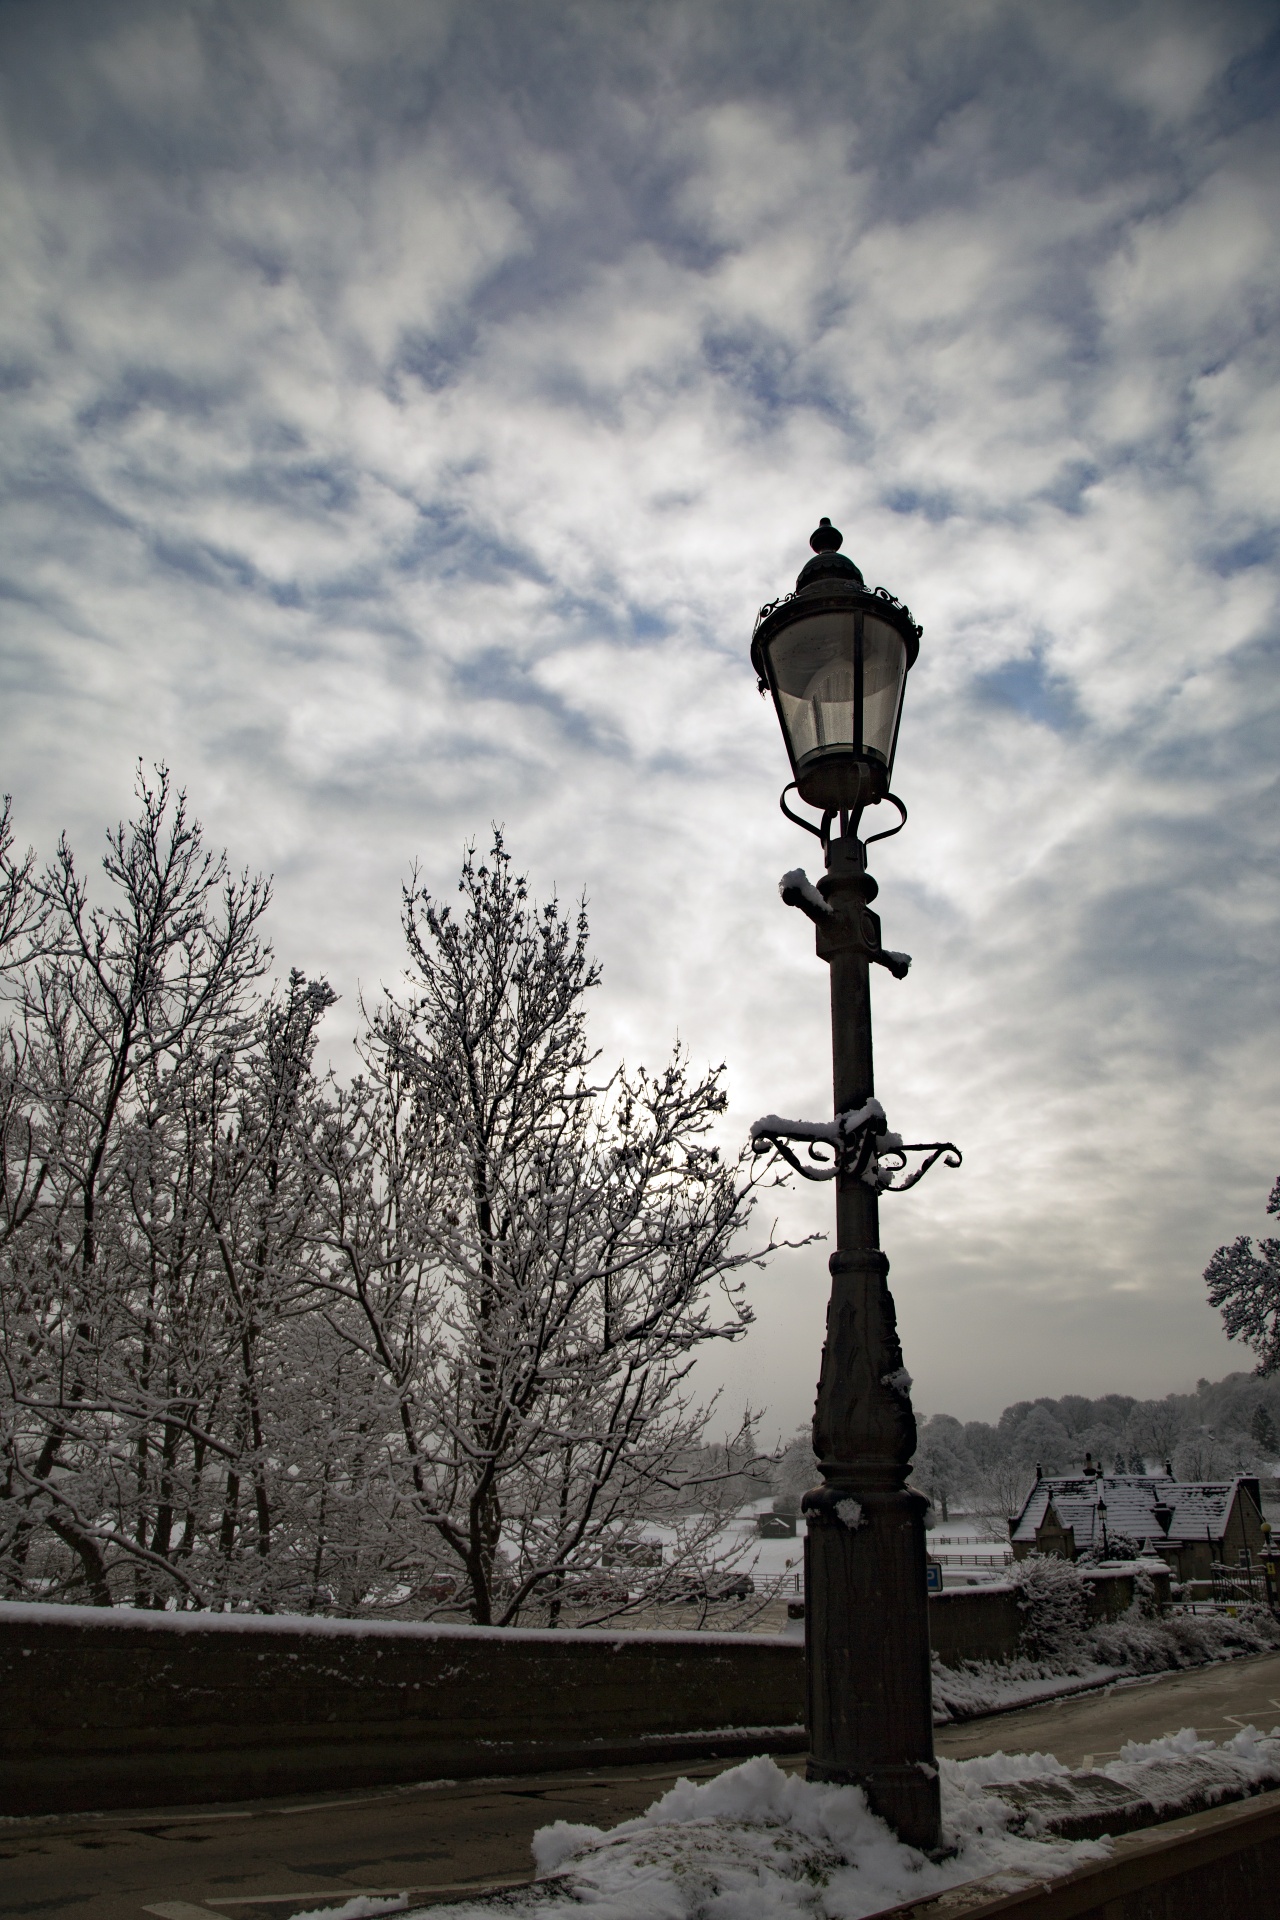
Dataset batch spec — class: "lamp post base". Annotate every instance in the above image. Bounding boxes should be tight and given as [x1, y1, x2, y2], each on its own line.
[803, 1482, 940, 1851]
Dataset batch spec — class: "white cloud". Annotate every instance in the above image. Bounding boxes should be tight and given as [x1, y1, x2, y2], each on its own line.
[1, 0, 1277, 1429]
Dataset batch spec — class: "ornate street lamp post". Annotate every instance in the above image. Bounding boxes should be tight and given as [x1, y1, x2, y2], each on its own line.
[749, 519, 959, 1851]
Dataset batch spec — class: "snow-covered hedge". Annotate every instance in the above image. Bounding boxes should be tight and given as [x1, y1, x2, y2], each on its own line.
[1013, 1553, 1280, 1676]
[1011, 1554, 1091, 1661]
[932, 1552, 1280, 1722]
[1089, 1600, 1280, 1674]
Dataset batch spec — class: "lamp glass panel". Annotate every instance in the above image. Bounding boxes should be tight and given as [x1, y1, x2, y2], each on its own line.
[767, 613, 856, 765]
[861, 615, 908, 765]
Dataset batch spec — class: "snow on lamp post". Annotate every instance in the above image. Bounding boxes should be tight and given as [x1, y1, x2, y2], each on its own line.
[749, 519, 960, 1852]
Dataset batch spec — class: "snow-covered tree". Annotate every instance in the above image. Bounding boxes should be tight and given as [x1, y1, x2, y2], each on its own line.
[981, 1456, 1036, 1522]
[1173, 1428, 1233, 1481]
[912, 1416, 972, 1522]
[0, 770, 275, 1603]
[771, 1427, 819, 1513]
[307, 836, 775, 1626]
[1009, 1405, 1072, 1475]
[1127, 1397, 1185, 1469]
[1205, 1178, 1280, 1373]
[1, 798, 781, 1622]
[955, 1421, 1029, 1518]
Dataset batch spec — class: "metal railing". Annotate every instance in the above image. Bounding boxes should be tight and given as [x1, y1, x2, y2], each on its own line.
[1209, 1558, 1268, 1606]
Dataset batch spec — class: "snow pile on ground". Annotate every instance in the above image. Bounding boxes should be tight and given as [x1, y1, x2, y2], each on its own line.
[389, 1753, 1107, 1920]
[1099, 1724, 1280, 1816]
[291, 1731, 1280, 1920]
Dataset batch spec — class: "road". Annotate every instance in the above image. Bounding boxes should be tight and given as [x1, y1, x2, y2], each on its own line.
[934, 1648, 1280, 1768]
[7, 1650, 1280, 1920]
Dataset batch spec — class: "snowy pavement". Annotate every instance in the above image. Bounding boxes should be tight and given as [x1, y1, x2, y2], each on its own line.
[932, 1658, 1131, 1721]
[362, 1730, 1280, 1920]
[454, 1751, 1109, 1919]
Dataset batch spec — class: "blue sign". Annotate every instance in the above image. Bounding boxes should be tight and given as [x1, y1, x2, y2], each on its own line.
[926, 1561, 943, 1593]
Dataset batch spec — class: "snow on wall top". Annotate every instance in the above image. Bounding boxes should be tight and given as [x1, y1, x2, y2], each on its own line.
[0, 1599, 794, 1650]
[1011, 1474, 1252, 1549]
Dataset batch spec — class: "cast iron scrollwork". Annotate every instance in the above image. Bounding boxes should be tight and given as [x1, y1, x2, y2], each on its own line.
[750, 1100, 961, 1192]
[754, 593, 795, 635]
[871, 1139, 963, 1192]
[871, 584, 923, 641]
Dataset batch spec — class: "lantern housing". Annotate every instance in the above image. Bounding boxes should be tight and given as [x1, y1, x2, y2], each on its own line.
[751, 519, 921, 815]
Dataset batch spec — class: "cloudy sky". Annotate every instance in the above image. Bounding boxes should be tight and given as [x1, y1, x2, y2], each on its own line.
[2, 0, 1277, 1432]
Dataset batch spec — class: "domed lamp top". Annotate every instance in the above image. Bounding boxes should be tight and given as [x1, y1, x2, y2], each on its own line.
[750, 519, 921, 818]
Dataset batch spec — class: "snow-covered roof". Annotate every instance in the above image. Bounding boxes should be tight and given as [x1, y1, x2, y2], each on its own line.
[1011, 1474, 1254, 1550]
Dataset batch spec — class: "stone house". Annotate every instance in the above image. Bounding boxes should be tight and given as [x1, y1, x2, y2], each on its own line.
[1009, 1471, 1264, 1584]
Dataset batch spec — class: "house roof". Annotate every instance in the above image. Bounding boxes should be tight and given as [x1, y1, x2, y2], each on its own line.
[1010, 1473, 1253, 1550]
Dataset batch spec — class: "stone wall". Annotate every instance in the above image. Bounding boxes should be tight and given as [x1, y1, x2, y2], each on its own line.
[928, 1563, 1169, 1666]
[900, 1785, 1280, 1920]
[928, 1583, 1022, 1665]
[1083, 1561, 1172, 1621]
[0, 1601, 806, 1814]
[0, 1568, 1171, 1814]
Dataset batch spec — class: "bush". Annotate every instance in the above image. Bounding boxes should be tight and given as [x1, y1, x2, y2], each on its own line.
[1010, 1554, 1089, 1665]
[1077, 1532, 1147, 1566]
[1090, 1602, 1280, 1674]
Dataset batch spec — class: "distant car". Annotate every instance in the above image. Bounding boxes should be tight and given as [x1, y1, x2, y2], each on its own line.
[660, 1572, 755, 1604]
[710, 1572, 755, 1601]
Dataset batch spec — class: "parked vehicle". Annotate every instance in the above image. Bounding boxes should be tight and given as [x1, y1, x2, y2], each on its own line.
[660, 1571, 755, 1603]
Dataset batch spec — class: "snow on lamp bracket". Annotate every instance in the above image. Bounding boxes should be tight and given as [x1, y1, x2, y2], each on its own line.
[778, 866, 912, 978]
[749, 1100, 961, 1192]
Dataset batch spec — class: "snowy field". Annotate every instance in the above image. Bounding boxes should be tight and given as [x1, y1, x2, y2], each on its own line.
[927, 1521, 1013, 1587]
[634, 1505, 1013, 1599]
[577, 1506, 1014, 1630]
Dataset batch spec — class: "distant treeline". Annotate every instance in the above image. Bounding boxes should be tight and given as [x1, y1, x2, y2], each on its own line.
[771, 1373, 1280, 1524]
[910, 1374, 1280, 1520]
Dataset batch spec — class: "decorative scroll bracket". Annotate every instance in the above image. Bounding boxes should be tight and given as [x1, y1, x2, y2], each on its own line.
[750, 1099, 961, 1192]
